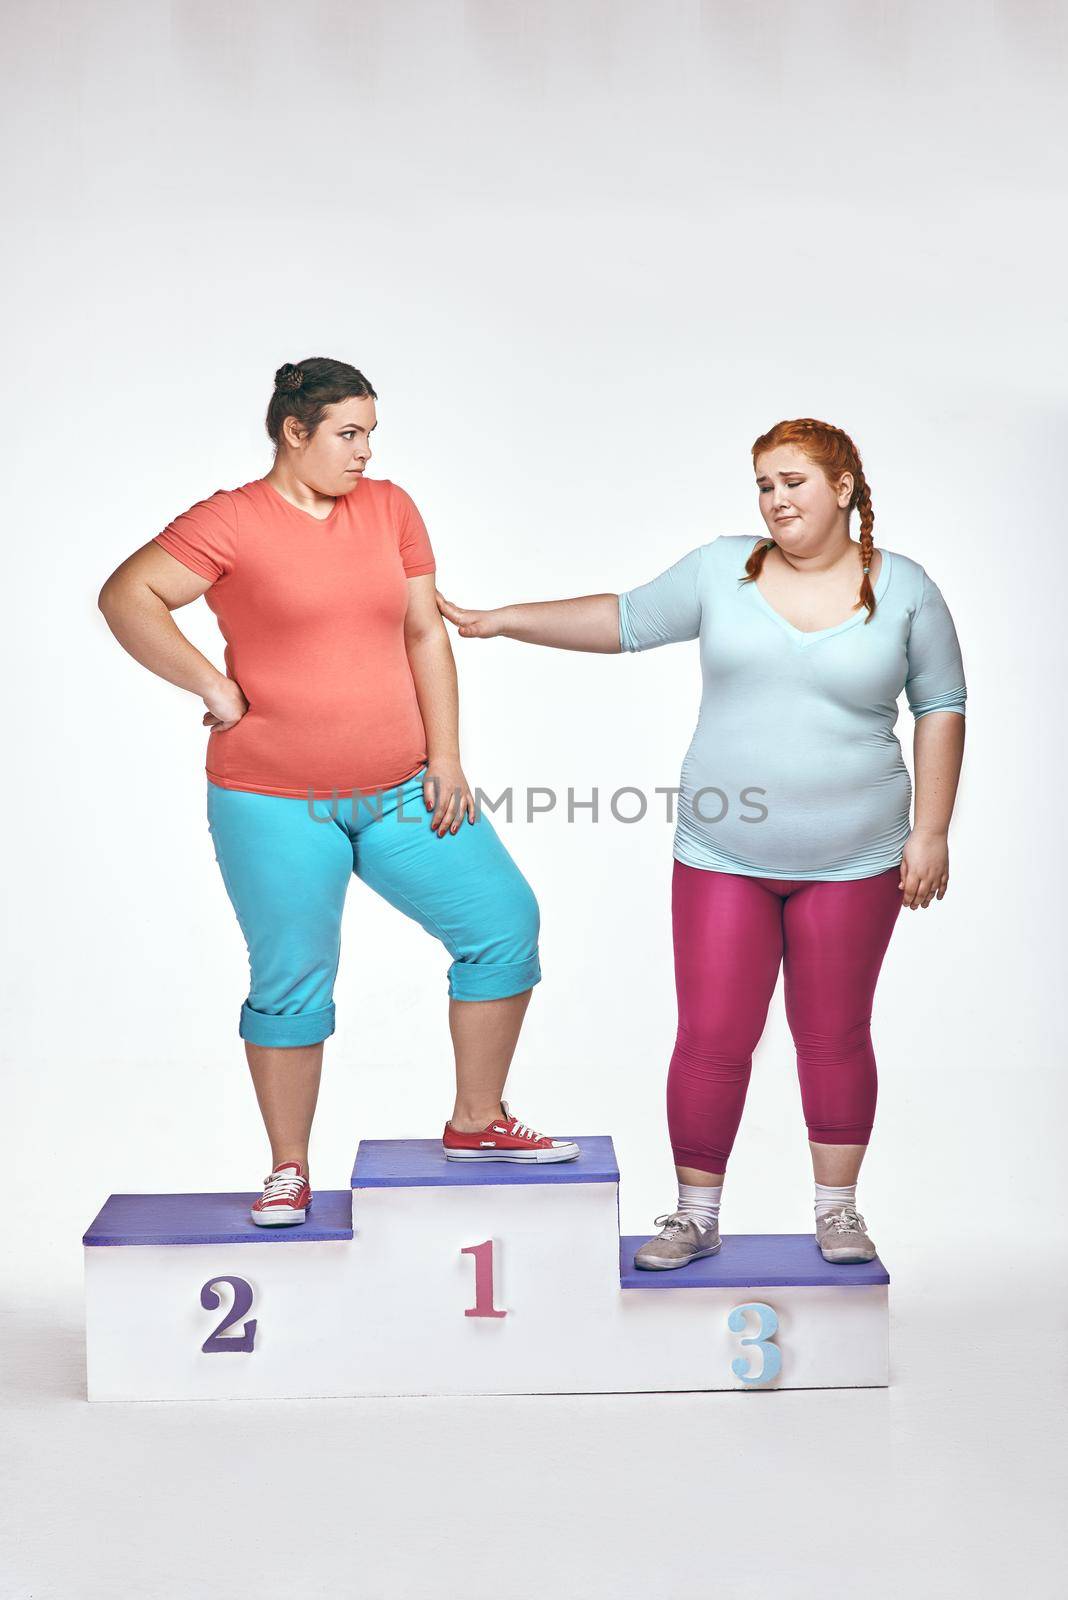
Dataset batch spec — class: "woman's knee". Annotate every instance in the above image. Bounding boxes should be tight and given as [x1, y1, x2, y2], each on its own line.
[506, 873, 541, 949]
[237, 939, 340, 1044]
[448, 873, 541, 1002]
[237, 923, 343, 1046]
[794, 1022, 878, 1145]
[671, 1004, 767, 1075]
[789, 1014, 872, 1067]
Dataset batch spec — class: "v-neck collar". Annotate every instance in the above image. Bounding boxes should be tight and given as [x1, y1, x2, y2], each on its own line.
[746, 539, 893, 648]
[261, 477, 345, 526]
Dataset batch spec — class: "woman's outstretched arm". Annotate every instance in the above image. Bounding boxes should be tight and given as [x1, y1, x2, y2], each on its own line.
[438, 546, 705, 655]
[436, 591, 621, 653]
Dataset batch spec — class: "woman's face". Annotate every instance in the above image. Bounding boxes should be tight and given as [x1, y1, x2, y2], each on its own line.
[754, 445, 852, 552]
[284, 394, 377, 495]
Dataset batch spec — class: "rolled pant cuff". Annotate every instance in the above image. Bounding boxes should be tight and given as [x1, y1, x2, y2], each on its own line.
[807, 1125, 872, 1145]
[670, 1146, 731, 1175]
[448, 952, 542, 1002]
[239, 1001, 336, 1047]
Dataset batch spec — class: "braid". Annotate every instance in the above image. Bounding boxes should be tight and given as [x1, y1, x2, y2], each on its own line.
[855, 479, 876, 621]
[742, 537, 776, 584]
[744, 418, 878, 622]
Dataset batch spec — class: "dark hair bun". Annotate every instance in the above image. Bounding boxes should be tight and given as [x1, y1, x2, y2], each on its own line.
[264, 357, 377, 447]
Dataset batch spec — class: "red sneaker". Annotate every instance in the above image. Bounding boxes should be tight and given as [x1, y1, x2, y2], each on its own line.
[442, 1101, 580, 1164]
[250, 1160, 312, 1226]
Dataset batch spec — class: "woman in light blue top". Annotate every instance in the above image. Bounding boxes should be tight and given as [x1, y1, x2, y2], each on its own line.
[619, 525, 965, 880]
[438, 417, 967, 1268]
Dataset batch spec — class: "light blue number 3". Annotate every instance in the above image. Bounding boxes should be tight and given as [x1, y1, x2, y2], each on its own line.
[727, 1301, 782, 1385]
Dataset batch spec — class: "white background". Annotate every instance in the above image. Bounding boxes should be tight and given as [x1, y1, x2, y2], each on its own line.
[2, 3, 1065, 1597]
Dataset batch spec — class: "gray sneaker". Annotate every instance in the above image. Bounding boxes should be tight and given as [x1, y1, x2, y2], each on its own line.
[815, 1206, 877, 1263]
[633, 1211, 721, 1271]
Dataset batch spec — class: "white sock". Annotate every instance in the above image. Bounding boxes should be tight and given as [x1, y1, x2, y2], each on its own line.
[678, 1182, 722, 1228]
[814, 1181, 857, 1220]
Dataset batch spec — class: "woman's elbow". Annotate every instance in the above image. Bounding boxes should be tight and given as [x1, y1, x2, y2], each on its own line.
[97, 574, 123, 616]
[405, 615, 448, 651]
[98, 570, 143, 623]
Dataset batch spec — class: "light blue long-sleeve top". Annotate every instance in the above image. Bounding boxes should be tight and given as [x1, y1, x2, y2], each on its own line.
[617, 535, 966, 880]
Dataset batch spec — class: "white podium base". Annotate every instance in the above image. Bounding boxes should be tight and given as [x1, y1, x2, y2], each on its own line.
[83, 1138, 889, 1400]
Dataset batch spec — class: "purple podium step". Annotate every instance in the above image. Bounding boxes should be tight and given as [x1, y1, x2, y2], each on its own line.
[352, 1135, 618, 1189]
[82, 1190, 354, 1246]
[619, 1233, 889, 1288]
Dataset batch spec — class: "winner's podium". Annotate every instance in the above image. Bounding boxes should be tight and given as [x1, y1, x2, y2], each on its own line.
[83, 1137, 889, 1401]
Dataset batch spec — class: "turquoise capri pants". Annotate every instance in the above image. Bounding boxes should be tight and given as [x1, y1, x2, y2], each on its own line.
[206, 765, 541, 1048]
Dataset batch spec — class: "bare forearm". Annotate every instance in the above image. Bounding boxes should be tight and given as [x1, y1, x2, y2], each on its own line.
[98, 583, 223, 698]
[496, 594, 622, 652]
[406, 625, 461, 758]
[912, 712, 965, 834]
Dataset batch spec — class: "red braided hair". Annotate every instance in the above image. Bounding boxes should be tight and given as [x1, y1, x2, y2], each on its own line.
[742, 418, 877, 623]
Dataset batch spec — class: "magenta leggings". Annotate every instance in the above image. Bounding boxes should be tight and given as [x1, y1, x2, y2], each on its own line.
[668, 861, 903, 1174]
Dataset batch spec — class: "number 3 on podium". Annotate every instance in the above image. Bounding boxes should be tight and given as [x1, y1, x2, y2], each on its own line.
[727, 1301, 781, 1385]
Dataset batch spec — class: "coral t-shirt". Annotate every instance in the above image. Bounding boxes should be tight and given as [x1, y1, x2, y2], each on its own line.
[153, 476, 436, 798]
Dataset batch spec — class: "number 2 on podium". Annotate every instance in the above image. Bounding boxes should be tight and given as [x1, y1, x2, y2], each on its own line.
[200, 1276, 257, 1353]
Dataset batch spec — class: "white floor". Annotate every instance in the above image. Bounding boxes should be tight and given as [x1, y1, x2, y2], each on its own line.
[2, 1244, 1064, 1600]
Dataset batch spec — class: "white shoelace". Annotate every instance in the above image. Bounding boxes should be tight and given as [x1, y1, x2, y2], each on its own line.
[260, 1169, 306, 1204]
[508, 1117, 546, 1142]
[822, 1206, 867, 1235]
[500, 1100, 547, 1143]
[653, 1211, 714, 1239]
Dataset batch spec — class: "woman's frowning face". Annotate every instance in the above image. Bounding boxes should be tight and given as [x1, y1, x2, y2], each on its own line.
[754, 445, 853, 550]
[283, 394, 377, 496]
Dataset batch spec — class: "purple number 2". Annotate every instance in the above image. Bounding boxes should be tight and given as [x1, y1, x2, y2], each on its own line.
[200, 1275, 257, 1353]
[461, 1240, 506, 1319]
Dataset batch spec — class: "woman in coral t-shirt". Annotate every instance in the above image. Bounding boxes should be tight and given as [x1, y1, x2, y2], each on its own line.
[99, 357, 578, 1224]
